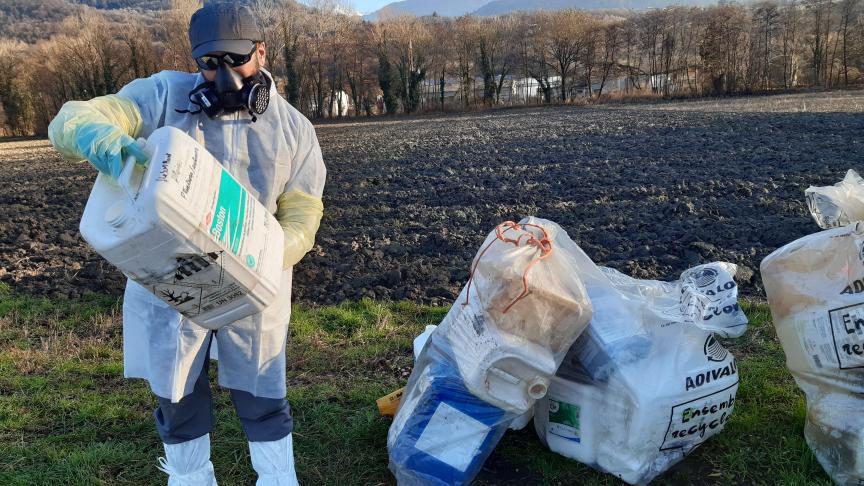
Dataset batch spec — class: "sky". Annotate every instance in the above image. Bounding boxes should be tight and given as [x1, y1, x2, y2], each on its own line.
[299, 0, 393, 14]
[347, 0, 392, 13]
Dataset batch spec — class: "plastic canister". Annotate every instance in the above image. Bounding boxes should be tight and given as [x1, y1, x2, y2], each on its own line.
[535, 325, 740, 485]
[389, 352, 509, 486]
[79, 126, 284, 329]
[455, 334, 557, 412]
[446, 286, 559, 413]
[534, 376, 601, 467]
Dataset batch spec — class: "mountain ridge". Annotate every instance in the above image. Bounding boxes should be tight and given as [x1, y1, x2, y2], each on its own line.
[364, 0, 489, 20]
[364, 0, 715, 20]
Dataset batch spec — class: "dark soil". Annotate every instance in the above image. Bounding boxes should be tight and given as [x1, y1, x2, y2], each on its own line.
[1, 91, 862, 304]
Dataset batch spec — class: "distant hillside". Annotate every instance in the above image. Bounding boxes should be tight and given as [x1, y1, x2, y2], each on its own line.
[72, 0, 166, 8]
[0, 0, 165, 42]
[365, 0, 717, 20]
[473, 0, 714, 15]
[364, 0, 489, 20]
[0, 0, 76, 42]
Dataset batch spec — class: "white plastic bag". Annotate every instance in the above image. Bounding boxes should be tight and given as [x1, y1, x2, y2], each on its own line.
[762, 221, 864, 485]
[388, 218, 593, 485]
[806, 169, 864, 229]
[533, 232, 748, 486]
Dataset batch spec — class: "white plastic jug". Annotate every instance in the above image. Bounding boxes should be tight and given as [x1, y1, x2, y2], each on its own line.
[535, 327, 740, 485]
[80, 126, 284, 329]
[449, 306, 558, 412]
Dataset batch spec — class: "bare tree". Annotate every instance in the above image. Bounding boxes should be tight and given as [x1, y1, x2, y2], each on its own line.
[546, 10, 590, 102]
[475, 16, 517, 105]
[121, 25, 159, 80]
[526, 15, 554, 103]
[250, 0, 279, 72]
[0, 39, 32, 135]
[780, 0, 802, 88]
[700, 5, 750, 94]
[453, 16, 479, 107]
[278, 2, 308, 108]
[306, 1, 333, 118]
[752, 2, 781, 90]
[427, 17, 455, 111]
[582, 24, 601, 97]
[387, 16, 432, 114]
[344, 20, 376, 116]
[620, 19, 643, 92]
[838, 0, 860, 85]
[805, 0, 833, 86]
[159, 0, 200, 73]
[596, 21, 623, 97]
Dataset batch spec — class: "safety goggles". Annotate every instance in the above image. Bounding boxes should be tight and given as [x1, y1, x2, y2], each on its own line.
[195, 46, 257, 71]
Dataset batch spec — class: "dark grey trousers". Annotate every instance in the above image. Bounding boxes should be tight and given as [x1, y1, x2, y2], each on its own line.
[154, 333, 294, 444]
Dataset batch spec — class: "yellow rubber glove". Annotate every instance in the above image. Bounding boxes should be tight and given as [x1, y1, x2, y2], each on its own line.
[275, 189, 324, 268]
[48, 95, 146, 178]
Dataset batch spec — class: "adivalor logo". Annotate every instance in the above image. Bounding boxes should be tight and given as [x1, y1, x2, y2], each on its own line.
[840, 278, 864, 295]
[685, 358, 737, 391]
[704, 334, 728, 362]
[687, 267, 718, 288]
[845, 242, 864, 294]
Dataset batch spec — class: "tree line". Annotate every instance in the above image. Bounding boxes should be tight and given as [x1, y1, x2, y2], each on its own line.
[0, 0, 861, 136]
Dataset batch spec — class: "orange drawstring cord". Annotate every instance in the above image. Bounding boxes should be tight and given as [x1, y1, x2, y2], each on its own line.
[462, 221, 553, 313]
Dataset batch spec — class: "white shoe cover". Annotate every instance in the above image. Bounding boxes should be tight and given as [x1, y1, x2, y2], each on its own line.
[157, 434, 218, 486]
[248, 433, 300, 486]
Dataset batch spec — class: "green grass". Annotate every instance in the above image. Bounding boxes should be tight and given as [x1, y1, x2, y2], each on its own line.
[0, 286, 832, 485]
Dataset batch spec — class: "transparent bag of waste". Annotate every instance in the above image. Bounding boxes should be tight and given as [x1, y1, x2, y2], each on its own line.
[533, 230, 748, 486]
[762, 221, 864, 486]
[387, 217, 593, 486]
[806, 169, 864, 229]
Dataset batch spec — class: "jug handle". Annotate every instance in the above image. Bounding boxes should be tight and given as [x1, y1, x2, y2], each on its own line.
[118, 154, 139, 202]
[118, 138, 149, 202]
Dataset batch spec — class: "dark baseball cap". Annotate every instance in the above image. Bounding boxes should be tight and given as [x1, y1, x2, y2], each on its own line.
[189, 3, 263, 58]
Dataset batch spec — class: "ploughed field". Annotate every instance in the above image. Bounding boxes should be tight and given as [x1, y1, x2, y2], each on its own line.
[1, 90, 862, 303]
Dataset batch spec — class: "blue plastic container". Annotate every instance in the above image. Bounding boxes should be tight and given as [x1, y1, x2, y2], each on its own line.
[389, 349, 510, 485]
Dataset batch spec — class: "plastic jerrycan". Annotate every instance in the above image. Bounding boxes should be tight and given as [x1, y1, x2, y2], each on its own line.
[80, 126, 284, 329]
[388, 336, 510, 486]
[445, 284, 560, 414]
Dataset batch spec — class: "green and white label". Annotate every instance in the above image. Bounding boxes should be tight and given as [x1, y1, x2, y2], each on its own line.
[548, 400, 581, 442]
[209, 169, 248, 255]
[201, 166, 272, 280]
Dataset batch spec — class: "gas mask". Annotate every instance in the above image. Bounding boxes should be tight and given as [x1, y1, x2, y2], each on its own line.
[178, 60, 271, 121]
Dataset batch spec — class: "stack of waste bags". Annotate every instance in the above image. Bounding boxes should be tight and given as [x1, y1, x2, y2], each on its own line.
[387, 216, 751, 485]
[762, 169, 864, 485]
[387, 217, 593, 485]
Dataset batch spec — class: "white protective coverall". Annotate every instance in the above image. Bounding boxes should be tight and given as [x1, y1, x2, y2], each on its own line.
[64, 68, 326, 403]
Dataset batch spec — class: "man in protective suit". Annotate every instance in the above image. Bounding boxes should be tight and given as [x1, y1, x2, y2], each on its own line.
[47, 4, 325, 485]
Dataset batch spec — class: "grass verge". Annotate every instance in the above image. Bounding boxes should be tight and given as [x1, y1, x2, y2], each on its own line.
[0, 286, 831, 485]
